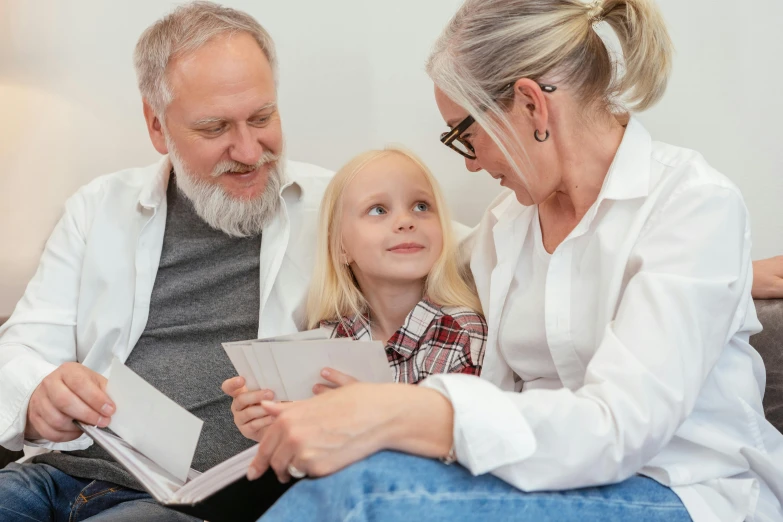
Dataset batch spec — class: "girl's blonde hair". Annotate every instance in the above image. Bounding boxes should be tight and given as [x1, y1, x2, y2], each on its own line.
[306, 146, 482, 329]
[426, 0, 673, 186]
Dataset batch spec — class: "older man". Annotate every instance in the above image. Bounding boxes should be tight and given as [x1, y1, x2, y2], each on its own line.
[0, 2, 329, 520]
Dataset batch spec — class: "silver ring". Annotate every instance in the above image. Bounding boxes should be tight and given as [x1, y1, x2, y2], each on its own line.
[287, 463, 306, 479]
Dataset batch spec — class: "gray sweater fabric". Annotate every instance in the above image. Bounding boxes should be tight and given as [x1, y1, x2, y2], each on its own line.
[32, 174, 260, 490]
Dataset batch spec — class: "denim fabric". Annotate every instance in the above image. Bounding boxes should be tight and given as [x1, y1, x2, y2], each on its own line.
[261, 451, 692, 522]
[0, 462, 199, 522]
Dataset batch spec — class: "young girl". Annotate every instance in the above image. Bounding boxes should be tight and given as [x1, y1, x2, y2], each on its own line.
[224, 146, 487, 442]
[307, 146, 486, 384]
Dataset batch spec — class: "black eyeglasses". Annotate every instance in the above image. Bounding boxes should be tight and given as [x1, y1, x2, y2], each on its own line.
[440, 82, 557, 160]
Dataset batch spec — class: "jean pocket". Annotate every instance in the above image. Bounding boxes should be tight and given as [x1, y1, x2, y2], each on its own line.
[69, 481, 149, 522]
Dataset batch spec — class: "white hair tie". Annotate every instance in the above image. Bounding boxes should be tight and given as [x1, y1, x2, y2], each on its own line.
[586, 0, 604, 23]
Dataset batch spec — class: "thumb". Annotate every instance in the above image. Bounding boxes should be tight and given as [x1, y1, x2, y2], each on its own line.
[260, 401, 292, 417]
[92, 370, 109, 390]
[321, 368, 358, 387]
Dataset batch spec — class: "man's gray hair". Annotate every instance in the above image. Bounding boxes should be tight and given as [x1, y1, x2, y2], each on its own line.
[133, 1, 278, 116]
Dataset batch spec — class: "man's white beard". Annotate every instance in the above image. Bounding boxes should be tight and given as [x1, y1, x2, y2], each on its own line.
[167, 139, 283, 238]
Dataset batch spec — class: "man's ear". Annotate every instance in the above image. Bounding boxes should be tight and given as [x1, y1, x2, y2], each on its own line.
[143, 100, 169, 155]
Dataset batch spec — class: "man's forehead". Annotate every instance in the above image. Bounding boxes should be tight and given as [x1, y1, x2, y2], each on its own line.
[166, 33, 276, 115]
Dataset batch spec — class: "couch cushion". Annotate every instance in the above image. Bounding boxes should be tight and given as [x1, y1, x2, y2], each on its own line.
[751, 299, 783, 433]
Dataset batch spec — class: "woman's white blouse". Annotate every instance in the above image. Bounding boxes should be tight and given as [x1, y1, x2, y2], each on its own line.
[497, 208, 560, 389]
[421, 117, 783, 522]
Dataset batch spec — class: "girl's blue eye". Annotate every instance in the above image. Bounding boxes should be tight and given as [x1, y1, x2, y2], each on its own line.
[368, 206, 387, 216]
[413, 202, 429, 212]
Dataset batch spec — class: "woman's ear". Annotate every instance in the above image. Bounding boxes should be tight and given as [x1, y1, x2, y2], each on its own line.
[512, 78, 549, 134]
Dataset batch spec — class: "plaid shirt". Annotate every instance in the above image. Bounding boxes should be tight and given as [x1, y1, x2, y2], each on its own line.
[321, 299, 487, 384]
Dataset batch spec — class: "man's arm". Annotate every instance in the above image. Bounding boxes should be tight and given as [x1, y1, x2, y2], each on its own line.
[752, 255, 783, 299]
[0, 185, 112, 451]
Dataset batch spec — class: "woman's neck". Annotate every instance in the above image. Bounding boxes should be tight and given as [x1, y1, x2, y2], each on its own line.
[537, 112, 626, 253]
[546, 113, 627, 220]
[360, 278, 425, 343]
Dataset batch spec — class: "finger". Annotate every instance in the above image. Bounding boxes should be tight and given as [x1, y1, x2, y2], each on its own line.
[245, 415, 276, 434]
[248, 422, 285, 481]
[233, 389, 275, 412]
[320, 368, 359, 387]
[235, 405, 272, 427]
[62, 369, 114, 417]
[31, 419, 81, 443]
[259, 400, 293, 417]
[313, 383, 337, 395]
[240, 416, 276, 442]
[50, 380, 110, 427]
[221, 376, 246, 397]
[268, 437, 298, 484]
[28, 404, 82, 442]
[36, 393, 79, 432]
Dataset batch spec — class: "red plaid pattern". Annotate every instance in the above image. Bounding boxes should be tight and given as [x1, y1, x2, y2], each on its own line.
[321, 299, 487, 384]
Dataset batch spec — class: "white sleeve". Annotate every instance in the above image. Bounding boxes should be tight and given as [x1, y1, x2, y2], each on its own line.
[0, 188, 96, 452]
[421, 184, 752, 491]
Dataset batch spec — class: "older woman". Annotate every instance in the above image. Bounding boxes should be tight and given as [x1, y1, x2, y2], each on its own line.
[245, 0, 783, 520]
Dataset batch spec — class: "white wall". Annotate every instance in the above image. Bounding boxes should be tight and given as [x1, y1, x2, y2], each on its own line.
[1, 0, 781, 316]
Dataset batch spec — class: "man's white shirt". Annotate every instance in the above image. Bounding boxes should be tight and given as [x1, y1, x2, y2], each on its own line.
[0, 156, 332, 452]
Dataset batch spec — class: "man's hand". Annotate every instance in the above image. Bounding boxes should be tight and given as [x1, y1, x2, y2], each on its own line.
[25, 362, 114, 442]
[222, 377, 276, 442]
[753, 256, 783, 299]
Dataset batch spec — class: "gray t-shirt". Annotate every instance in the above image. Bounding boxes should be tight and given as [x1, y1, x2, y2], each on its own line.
[33, 174, 260, 490]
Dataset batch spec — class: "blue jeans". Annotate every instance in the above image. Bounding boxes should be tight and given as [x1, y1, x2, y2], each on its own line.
[261, 451, 692, 522]
[0, 462, 200, 522]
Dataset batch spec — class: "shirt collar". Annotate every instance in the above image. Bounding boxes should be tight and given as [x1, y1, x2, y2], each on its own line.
[388, 298, 442, 358]
[138, 155, 305, 210]
[334, 298, 442, 358]
[596, 115, 652, 202]
[488, 115, 652, 223]
[334, 313, 372, 341]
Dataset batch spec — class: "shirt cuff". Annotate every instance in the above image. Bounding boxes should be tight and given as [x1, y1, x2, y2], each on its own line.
[24, 433, 93, 451]
[419, 373, 536, 475]
[0, 352, 58, 451]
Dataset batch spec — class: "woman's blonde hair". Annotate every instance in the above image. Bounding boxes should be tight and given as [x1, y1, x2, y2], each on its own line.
[426, 0, 673, 182]
[306, 146, 482, 329]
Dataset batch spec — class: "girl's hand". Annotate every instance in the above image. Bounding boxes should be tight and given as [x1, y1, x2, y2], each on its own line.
[246, 382, 454, 483]
[312, 367, 359, 395]
[221, 376, 277, 442]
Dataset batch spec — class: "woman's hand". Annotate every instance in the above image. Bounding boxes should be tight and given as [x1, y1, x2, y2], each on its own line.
[753, 256, 783, 299]
[246, 382, 454, 483]
[312, 368, 359, 395]
[221, 376, 276, 442]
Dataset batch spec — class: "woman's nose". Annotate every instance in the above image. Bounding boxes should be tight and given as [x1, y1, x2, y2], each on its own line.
[465, 156, 482, 173]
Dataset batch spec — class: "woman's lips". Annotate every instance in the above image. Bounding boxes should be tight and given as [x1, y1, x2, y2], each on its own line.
[388, 243, 425, 254]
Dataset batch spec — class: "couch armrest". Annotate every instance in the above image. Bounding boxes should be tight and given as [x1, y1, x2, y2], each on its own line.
[751, 299, 783, 433]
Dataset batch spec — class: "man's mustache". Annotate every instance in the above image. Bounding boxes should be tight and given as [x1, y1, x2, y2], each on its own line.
[211, 151, 279, 178]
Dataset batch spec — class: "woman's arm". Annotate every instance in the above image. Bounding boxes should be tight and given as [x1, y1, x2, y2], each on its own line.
[422, 184, 755, 489]
[246, 382, 454, 482]
[752, 255, 783, 299]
